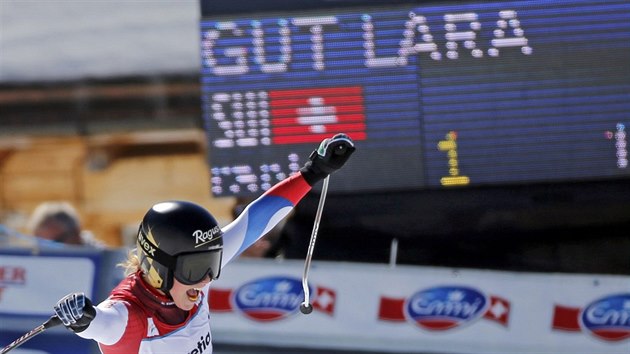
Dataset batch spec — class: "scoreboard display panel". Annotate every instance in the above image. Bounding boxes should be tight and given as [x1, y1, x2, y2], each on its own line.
[199, 0, 630, 197]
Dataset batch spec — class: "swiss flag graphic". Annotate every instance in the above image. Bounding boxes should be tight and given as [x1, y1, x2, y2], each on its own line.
[483, 296, 510, 326]
[312, 286, 336, 315]
[269, 86, 367, 144]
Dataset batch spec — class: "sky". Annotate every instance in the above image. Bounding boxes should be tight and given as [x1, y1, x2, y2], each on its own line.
[0, 0, 202, 82]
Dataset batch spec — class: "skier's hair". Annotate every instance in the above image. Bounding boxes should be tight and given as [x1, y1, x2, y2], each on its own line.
[119, 248, 141, 276]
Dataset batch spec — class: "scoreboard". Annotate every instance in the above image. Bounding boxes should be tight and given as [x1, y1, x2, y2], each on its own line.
[199, 0, 630, 197]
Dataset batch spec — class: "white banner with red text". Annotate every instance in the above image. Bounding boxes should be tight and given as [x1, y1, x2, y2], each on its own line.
[211, 258, 630, 354]
[0, 254, 96, 316]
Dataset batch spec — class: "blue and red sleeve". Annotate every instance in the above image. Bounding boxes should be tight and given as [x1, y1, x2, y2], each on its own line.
[220, 172, 312, 265]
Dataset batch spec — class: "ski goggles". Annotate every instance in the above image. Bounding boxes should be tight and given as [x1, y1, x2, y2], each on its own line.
[173, 249, 223, 285]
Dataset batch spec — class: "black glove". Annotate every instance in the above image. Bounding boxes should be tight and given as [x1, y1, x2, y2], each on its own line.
[300, 133, 356, 186]
[53, 292, 96, 333]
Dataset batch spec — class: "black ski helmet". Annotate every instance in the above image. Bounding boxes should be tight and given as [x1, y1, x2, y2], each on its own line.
[137, 200, 223, 293]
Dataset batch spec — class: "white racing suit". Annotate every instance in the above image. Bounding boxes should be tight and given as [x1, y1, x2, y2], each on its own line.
[77, 173, 312, 354]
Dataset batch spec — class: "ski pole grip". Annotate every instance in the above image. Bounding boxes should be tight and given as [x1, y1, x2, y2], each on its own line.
[43, 316, 62, 329]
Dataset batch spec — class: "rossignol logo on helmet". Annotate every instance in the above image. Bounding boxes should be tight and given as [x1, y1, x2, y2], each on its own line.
[138, 231, 156, 256]
[193, 226, 221, 248]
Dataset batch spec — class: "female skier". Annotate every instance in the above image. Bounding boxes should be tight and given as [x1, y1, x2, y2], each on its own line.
[52, 134, 355, 354]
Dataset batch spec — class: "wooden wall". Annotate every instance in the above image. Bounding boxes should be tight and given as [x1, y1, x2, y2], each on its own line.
[0, 130, 236, 247]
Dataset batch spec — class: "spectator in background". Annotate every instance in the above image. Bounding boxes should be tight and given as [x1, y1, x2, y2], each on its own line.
[26, 201, 106, 248]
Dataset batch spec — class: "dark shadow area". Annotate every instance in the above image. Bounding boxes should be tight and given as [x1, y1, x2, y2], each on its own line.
[279, 179, 630, 275]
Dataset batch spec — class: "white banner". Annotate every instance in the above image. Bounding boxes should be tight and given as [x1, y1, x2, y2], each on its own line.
[0, 255, 96, 316]
[210, 259, 630, 354]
